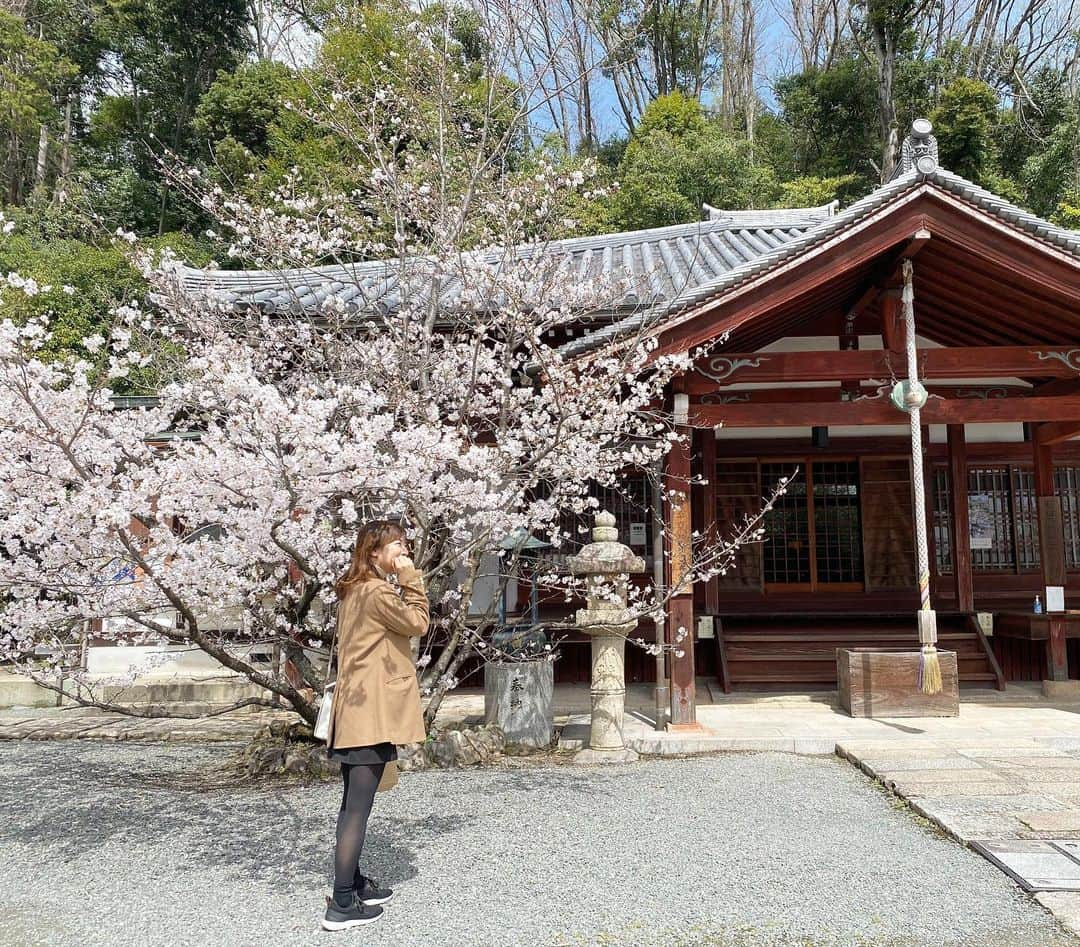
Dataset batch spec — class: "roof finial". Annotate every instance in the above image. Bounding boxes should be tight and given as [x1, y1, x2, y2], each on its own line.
[897, 119, 938, 178]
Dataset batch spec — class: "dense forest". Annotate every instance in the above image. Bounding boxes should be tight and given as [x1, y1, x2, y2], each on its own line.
[1, 0, 1078, 349]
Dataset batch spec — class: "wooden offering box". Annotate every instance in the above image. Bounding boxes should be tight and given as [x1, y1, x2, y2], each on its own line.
[837, 648, 959, 717]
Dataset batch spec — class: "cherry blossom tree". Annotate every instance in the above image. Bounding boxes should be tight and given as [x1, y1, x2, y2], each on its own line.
[0, 4, 773, 729]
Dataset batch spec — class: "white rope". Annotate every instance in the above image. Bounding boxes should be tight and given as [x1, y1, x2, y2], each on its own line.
[902, 260, 935, 643]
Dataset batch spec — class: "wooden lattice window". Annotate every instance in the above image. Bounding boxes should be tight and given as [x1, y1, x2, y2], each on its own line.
[932, 467, 952, 575]
[714, 461, 762, 588]
[761, 461, 863, 589]
[1011, 468, 1040, 571]
[813, 461, 863, 584]
[967, 466, 1016, 571]
[762, 463, 810, 585]
[1055, 467, 1080, 570]
[934, 464, 1046, 576]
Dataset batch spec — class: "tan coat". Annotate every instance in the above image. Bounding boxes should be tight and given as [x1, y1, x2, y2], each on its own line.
[328, 565, 429, 749]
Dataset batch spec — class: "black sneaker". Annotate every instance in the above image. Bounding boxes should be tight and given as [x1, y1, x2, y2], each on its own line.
[322, 893, 383, 931]
[356, 874, 394, 906]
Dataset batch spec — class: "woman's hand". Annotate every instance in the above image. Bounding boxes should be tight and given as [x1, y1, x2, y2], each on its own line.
[394, 554, 415, 572]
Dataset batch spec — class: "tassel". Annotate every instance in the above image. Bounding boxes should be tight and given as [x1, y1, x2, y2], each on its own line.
[919, 644, 942, 695]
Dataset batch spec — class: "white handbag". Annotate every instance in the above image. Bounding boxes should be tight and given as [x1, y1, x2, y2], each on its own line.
[313, 614, 340, 743]
[313, 680, 335, 742]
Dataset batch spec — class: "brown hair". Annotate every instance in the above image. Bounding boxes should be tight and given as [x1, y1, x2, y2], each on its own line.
[335, 519, 406, 599]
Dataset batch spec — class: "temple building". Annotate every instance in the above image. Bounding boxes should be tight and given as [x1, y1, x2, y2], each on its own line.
[177, 122, 1080, 722]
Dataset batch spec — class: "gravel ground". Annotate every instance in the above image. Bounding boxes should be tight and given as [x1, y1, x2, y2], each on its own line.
[0, 741, 1075, 947]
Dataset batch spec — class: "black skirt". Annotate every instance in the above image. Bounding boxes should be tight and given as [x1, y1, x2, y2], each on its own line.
[327, 741, 398, 766]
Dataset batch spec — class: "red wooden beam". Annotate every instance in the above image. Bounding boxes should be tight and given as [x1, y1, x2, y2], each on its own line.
[695, 384, 1031, 404]
[1034, 379, 1080, 395]
[688, 394, 1080, 428]
[1037, 421, 1080, 446]
[687, 346, 1080, 390]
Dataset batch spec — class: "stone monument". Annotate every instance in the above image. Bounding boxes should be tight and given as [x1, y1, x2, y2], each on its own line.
[567, 510, 644, 764]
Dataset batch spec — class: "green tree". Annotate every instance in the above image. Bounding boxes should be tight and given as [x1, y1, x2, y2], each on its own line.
[1053, 191, 1080, 229]
[1022, 114, 1080, 219]
[774, 57, 879, 188]
[92, 0, 250, 232]
[192, 60, 295, 185]
[930, 78, 999, 183]
[610, 93, 778, 229]
[775, 174, 861, 208]
[0, 12, 77, 204]
[997, 69, 1074, 181]
[0, 228, 143, 363]
[194, 60, 294, 156]
[857, 0, 933, 180]
[221, 2, 524, 250]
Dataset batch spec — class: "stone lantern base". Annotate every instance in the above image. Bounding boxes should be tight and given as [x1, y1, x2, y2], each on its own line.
[573, 745, 639, 765]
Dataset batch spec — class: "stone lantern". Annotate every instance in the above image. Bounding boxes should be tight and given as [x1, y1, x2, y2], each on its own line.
[567, 510, 644, 764]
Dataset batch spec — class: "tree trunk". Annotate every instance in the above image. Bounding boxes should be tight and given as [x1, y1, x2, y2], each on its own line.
[423, 635, 475, 729]
[870, 15, 899, 182]
[719, 0, 736, 126]
[60, 100, 73, 178]
[35, 123, 48, 189]
[740, 0, 756, 140]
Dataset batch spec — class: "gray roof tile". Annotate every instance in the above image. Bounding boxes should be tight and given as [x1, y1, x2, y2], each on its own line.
[170, 203, 838, 316]
[557, 167, 1080, 359]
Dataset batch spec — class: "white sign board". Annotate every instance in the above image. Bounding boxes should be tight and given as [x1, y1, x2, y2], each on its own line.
[629, 522, 647, 546]
[1046, 585, 1065, 613]
[969, 493, 994, 550]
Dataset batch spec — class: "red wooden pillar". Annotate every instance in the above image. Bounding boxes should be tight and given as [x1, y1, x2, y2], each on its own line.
[947, 425, 974, 613]
[702, 427, 719, 616]
[665, 421, 698, 727]
[1034, 438, 1069, 681]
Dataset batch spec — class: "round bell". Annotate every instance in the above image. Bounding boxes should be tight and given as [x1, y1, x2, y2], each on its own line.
[890, 380, 928, 412]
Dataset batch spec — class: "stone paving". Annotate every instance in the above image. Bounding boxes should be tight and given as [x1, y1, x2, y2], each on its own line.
[835, 734, 1080, 937]
[560, 679, 1080, 755]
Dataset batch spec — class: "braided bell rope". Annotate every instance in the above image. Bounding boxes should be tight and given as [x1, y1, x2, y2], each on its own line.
[902, 260, 935, 643]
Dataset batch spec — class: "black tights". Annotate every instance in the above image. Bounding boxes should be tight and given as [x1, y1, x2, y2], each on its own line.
[332, 761, 385, 907]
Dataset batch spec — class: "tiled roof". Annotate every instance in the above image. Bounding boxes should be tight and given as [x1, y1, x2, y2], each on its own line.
[703, 202, 839, 224]
[169, 204, 837, 315]
[557, 166, 1080, 359]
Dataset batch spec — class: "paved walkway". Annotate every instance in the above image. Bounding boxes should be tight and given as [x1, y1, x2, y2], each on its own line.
[836, 734, 1080, 936]
[5, 678, 1077, 745]
[557, 680, 1080, 756]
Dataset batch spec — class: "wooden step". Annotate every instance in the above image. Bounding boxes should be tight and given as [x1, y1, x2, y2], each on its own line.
[722, 633, 978, 644]
[726, 649, 991, 661]
[717, 614, 1001, 690]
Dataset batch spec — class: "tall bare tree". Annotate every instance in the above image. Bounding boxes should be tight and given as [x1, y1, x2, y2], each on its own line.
[854, 0, 933, 181]
[500, 0, 604, 151]
[591, 0, 726, 133]
[777, 0, 851, 72]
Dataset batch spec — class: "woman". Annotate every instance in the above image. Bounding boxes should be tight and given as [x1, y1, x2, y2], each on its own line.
[322, 520, 429, 932]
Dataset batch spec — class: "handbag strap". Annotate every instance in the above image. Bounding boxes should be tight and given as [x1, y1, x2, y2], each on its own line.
[326, 605, 341, 684]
